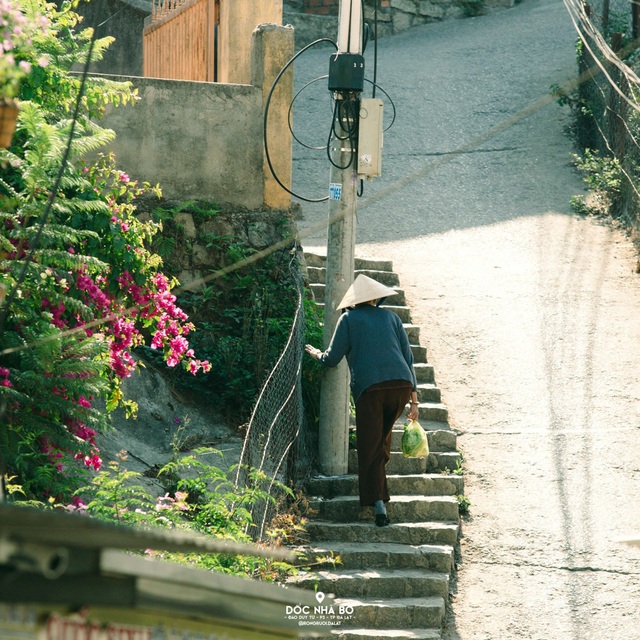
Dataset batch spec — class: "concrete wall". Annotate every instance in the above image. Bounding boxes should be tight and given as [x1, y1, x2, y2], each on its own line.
[252, 24, 295, 210]
[96, 22, 294, 210]
[219, 0, 284, 84]
[99, 76, 265, 208]
[76, 0, 151, 77]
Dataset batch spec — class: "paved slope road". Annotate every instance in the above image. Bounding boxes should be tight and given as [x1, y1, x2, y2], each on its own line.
[293, 0, 640, 637]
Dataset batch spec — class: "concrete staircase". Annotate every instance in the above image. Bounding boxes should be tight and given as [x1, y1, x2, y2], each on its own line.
[294, 253, 463, 640]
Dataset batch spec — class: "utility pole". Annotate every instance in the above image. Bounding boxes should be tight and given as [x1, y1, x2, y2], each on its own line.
[318, 0, 364, 476]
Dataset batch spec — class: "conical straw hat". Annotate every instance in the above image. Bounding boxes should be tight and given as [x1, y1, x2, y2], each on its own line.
[336, 274, 397, 310]
[618, 537, 640, 547]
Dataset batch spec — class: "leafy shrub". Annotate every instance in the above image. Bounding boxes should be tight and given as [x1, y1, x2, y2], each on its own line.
[572, 149, 624, 218]
[141, 207, 322, 425]
[73, 449, 298, 580]
[0, 0, 209, 502]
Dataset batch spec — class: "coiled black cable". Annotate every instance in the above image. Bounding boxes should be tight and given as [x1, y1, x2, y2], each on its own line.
[264, 38, 338, 203]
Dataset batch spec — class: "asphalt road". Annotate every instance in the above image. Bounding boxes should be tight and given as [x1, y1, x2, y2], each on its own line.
[291, 0, 640, 637]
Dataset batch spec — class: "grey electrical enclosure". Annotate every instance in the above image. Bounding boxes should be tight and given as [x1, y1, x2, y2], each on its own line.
[357, 98, 384, 179]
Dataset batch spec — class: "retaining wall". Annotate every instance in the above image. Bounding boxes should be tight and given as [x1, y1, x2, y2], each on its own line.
[99, 75, 264, 209]
[286, 0, 515, 47]
[97, 24, 294, 210]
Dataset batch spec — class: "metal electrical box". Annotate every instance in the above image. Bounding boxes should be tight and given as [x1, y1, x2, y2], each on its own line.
[357, 98, 384, 179]
[328, 53, 365, 92]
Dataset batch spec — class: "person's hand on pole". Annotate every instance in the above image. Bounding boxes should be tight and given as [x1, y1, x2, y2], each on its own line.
[305, 344, 322, 360]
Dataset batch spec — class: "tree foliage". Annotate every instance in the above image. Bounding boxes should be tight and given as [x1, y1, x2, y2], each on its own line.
[0, 0, 209, 501]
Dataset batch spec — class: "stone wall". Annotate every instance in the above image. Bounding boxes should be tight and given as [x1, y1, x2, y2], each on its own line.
[302, 0, 341, 15]
[368, 0, 466, 32]
[285, 0, 515, 47]
[148, 207, 297, 289]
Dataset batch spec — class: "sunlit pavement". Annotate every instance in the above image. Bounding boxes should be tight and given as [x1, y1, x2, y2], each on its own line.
[292, 0, 640, 637]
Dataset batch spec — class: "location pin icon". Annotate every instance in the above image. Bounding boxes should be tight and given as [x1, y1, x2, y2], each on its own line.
[315, 591, 325, 604]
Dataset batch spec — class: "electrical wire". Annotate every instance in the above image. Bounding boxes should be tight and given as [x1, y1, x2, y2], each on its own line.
[326, 100, 349, 168]
[331, 99, 354, 141]
[373, 0, 378, 98]
[288, 75, 330, 150]
[364, 78, 397, 131]
[326, 95, 359, 170]
[562, 0, 640, 113]
[558, 0, 640, 216]
[264, 37, 338, 203]
[268, 4, 392, 202]
[362, 0, 369, 53]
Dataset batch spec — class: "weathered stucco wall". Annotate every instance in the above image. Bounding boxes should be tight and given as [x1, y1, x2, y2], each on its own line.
[99, 75, 265, 208]
[76, 0, 151, 77]
[94, 22, 294, 210]
[252, 24, 295, 210]
[218, 0, 284, 84]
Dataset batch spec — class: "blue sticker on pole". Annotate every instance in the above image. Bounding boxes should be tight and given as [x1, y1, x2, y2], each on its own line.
[329, 183, 342, 201]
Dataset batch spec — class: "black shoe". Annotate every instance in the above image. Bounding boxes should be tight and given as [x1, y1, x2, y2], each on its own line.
[375, 513, 391, 527]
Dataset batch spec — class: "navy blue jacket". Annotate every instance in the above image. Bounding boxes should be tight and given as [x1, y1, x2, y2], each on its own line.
[318, 305, 417, 402]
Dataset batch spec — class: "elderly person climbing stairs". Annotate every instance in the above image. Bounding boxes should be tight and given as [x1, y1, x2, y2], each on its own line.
[305, 274, 420, 527]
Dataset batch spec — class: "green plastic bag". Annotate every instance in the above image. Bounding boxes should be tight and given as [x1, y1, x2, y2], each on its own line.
[401, 420, 429, 458]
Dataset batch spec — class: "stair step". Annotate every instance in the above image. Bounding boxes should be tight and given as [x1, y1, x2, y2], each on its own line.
[426, 451, 463, 474]
[319, 319, 419, 343]
[417, 402, 447, 422]
[328, 629, 442, 640]
[306, 266, 324, 284]
[383, 305, 412, 322]
[414, 363, 434, 383]
[306, 521, 460, 546]
[390, 428, 457, 452]
[303, 252, 326, 268]
[295, 568, 449, 599]
[309, 302, 412, 324]
[355, 269, 399, 287]
[348, 449, 462, 476]
[310, 495, 459, 523]
[304, 541, 454, 573]
[306, 266, 400, 287]
[411, 344, 427, 362]
[303, 252, 394, 273]
[307, 474, 463, 499]
[332, 597, 445, 629]
[348, 450, 423, 475]
[354, 257, 394, 272]
[310, 283, 407, 306]
[405, 324, 420, 343]
[348, 449, 459, 476]
[416, 383, 441, 403]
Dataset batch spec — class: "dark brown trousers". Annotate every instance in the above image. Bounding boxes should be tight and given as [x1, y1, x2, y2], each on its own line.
[354, 380, 412, 506]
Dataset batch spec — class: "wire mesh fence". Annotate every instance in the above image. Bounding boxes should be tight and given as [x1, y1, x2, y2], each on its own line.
[562, 0, 640, 227]
[233, 257, 312, 541]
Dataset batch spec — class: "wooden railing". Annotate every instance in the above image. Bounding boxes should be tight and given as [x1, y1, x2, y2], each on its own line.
[143, 0, 218, 82]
